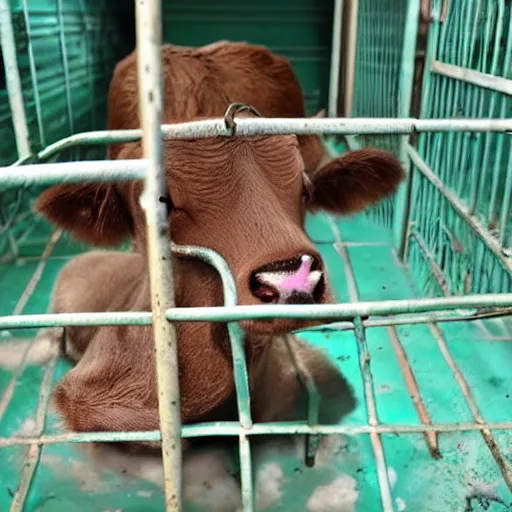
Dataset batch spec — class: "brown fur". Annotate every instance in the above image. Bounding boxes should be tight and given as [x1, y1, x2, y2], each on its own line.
[50, 251, 355, 439]
[107, 42, 324, 172]
[35, 41, 404, 441]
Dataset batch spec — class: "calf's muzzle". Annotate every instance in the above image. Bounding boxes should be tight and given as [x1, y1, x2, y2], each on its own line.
[250, 254, 324, 305]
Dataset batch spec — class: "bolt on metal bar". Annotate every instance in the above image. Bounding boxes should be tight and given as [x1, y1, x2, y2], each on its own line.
[3, 420, 512, 449]
[0, 0, 31, 160]
[34, 116, 512, 161]
[330, 219, 394, 512]
[2, 293, 512, 330]
[0, 160, 147, 189]
[135, 0, 181, 509]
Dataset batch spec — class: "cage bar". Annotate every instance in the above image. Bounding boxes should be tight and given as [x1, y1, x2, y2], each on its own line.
[0, 230, 62, 424]
[56, 0, 74, 136]
[21, 0, 46, 148]
[3, 419, 512, 450]
[408, 145, 512, 273]
[393, 0, 420, 258]
[134, 0, 182, 509]
[0, 160, 147, 189]
[387, 326, 440, 458]
[330, 217, 394, 512]
[328, 0, 344, 117]
[428, 322, 512, 490]
[0, 0, 31, 160]
[9, 357, 58, 512]
[431, 60, 512, 96]
[1, 293, 512, 330]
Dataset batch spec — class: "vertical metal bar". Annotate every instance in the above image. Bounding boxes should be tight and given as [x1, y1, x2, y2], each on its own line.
[0, 229, 62, 423]
[393, 0, 421, 259]
[328, 0, 344, 117]
[0, 0, 31, 160]
[21, 0, 46, 148]
[9, 357, 58, 512]
[56, 0, 75, 135]
[498, 149, 512, 243]
[329, 218, 395, 512]
[387, 326, 440, 458]
[77, 0, 96, 129]
[239, 433, 254, 512]
[135, 1, 182, 510]
[171, 244, 252, 428]
[343, 0, 358, 117]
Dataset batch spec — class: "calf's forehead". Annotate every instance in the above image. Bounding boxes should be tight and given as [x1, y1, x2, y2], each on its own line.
[162, 135, 303, 181]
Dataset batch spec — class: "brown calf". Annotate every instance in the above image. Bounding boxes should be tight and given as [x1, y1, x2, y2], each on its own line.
[35, 42, 403, 440]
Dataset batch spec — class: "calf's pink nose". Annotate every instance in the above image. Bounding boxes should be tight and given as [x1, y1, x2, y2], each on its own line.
[253, 255, 323, 304]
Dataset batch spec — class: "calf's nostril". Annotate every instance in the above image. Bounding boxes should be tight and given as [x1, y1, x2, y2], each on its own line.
[250, 279, 280, 303]
[250, 254, 324, 304]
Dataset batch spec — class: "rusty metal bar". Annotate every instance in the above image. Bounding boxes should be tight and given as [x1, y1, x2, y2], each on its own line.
[135, 0, 181, 509]
[330, 218, 394, 512]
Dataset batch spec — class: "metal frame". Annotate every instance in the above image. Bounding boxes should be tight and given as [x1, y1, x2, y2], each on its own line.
[0, 0, 31, 160]
[1, 0, 512, 511]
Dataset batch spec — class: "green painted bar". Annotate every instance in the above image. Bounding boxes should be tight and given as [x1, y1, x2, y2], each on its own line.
[2, 420, 512, 449]
[172, 244, 252, 428]
[0, 294, 511, 330]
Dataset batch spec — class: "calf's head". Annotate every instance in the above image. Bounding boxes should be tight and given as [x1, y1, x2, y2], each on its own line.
[36, 134, 403, 334]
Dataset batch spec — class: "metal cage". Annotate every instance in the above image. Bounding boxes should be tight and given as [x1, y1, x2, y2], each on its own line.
[0, 0, 511, 511]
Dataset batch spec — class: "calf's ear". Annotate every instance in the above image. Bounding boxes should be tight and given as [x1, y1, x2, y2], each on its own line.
[35, 182, 133, 247]
[307, 148, 405, 215]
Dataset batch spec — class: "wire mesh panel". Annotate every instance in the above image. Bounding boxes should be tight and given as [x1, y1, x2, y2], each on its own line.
[0, 0, 131, 263]
[341, 0, 420, 233]
[7, 0, 128, 151]
[410, 0, 512, 297]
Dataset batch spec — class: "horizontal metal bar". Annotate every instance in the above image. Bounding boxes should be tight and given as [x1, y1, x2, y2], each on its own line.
[36, 117, 512, 160]
[0, 160, 147, 189]
[0, 312, 152, 329]
[1, 294, 511, 329]
[306, 308, 512, 332]
[2, 420, 512, 448]
[162, 295, 512, 322]
[407, 145, 512, 274]
[431, 60, 512, 96]
[38, 130, 143, 159]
